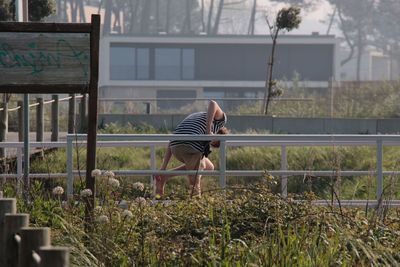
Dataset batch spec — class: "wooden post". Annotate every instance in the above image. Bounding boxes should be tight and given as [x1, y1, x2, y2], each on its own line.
[79, 94, 87, 133]
[68, 93, 76, 134]
[0, 198, 17, 266]
[51, 95, 59, 142]
[18, 100, 23, 142]
[86, 14, 100, 214]
[0, 99, 8, 158]
[36, 98, 44, 142]
[19, 227, 51, 267]
[38, 246, 70, 267]
[4, 213, 29, 267]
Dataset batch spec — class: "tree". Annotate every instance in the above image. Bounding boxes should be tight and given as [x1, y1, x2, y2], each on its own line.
[373, 0, 400, 80]
[326, 0, 375, 81]
[262, 6, 301, 115]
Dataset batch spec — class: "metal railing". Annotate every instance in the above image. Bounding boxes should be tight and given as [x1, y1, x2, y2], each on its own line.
[2, 134, 400, 206]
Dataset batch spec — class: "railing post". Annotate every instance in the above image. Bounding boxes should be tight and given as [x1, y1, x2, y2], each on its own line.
[281, 145, 288, 198]
[67, 135, 74, 199]
[0, 198, 17, 266]
[18, 100, 23, 142]
[19, 227, 51, 267]
[38, 246, 70, 267]
[4, 213, 29, 267]
[377, 138, 383, 200]
[51, 95, 59, 142]
[219, 140, 226, 189]
[68, 94, 76, 134]
[36, 98, 44, 142]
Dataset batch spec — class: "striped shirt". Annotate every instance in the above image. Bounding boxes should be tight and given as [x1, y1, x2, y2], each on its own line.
[170, 112, 227, 153]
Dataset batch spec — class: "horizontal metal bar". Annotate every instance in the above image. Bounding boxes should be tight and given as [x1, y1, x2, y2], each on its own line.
[312, 200, 400, 207]
[0, 22, 92, 32]
[67, 134, 400, 144]
[0, 84, 89, 94]
[3, 170, 399, 179]
[98, 97, 313, 102]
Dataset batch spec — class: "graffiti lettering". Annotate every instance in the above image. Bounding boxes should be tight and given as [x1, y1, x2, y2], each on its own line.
[0, 39, 89, 77]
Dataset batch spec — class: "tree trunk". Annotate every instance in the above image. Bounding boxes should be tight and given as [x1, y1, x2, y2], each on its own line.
[212, 0, 224, 35]
[166, 0, 171, 33]
[103, 0, 112, 35]
[263, 29, 279, 115]
[140, 0, 152, 34]
[356, 26, 363, 82]
[78, 0, 86, 22]
[248, 0, 256, 35]
[206, 0, 214, 34]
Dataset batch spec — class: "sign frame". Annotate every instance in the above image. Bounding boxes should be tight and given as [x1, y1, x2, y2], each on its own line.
[0, 14, 100, 207]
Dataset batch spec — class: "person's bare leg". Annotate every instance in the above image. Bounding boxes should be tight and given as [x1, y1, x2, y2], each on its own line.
[189, 158, 214, 197]
[155, 164, 187, 196]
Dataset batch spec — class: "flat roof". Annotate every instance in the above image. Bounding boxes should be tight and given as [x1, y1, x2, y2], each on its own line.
[104, 34, 338, 45]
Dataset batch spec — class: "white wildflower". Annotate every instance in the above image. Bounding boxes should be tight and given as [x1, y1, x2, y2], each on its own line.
[80, 189, 93, 198]
[104, 171, 115, 178]
[108, 178, 120, 189]
[135, 197, 147, 205]
[122, 210, 133, 219]
[132, 182, 144, 191]
[94, 206, 103, 213]
[91, 169, 102, 178]
[96, 215, 109, 224]
[52, 186, 64, 196]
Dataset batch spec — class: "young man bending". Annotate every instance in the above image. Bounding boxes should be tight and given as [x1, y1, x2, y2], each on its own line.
[154, 100, 228, 197]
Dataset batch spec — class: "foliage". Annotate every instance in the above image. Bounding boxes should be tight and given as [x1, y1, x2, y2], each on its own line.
[1, 0, 56, 21]
[6, 180, 400, 266]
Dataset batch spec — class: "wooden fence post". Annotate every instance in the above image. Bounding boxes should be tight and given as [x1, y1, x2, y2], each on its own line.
[51, 95, 59, 142]
[79, 94, 87, 133]
[0, 198, 17, 266]
[4, 213, 29, 267]
[0, 100, 8, 158]
[36, 98, 44, 142]
[19, 227, 51, 267]
[68, 94, 76, 134]
[18, 100, 23, 142]
[38, 246, 70, 267]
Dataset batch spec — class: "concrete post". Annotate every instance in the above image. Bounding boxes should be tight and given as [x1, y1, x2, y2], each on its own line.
[19, 227, 51, 267]
[0, 198, 17, 266]
[51, 95, 59, 142]
[4, 213, 29, 267]
[38, 246, 70, 267]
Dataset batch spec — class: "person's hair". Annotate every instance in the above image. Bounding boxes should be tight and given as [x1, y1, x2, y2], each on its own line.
[217, 127, 229, 135]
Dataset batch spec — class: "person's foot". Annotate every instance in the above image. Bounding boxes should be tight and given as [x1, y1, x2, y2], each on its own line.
[154, 175, 166, 196]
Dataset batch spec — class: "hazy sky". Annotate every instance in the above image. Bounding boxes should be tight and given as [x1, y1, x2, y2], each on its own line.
[259, 0, 340, 36]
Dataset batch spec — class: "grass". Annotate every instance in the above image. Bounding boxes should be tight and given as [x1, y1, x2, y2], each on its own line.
[3, 180, 400, 266]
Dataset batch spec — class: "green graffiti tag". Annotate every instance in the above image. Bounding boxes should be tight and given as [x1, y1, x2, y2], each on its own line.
[0, 39, 89, 77]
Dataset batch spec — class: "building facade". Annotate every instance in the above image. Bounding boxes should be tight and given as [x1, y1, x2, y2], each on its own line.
[99, 34, 339, 112]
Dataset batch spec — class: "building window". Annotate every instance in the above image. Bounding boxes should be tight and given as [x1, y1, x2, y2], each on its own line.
[110, 46, 149, 80]
[137, 48, 150, 80]
[155, 48, 195, 80]
[110, 47, 135, 80]
[182, 48, 195, 80]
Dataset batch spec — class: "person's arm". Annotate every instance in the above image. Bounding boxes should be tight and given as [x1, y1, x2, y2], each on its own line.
[160, 144, 172, 170]
[206, 100, 224, 134]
